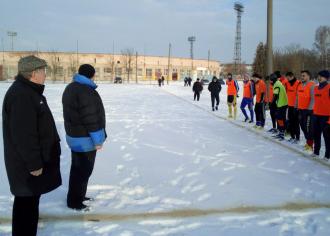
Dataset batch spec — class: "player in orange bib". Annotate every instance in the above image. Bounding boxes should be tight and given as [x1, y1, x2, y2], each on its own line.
[226, 73, 239, 119]
[312, 70, 330, 159]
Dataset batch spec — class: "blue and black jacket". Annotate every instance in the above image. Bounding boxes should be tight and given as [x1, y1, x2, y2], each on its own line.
[62, 74, 107, 152]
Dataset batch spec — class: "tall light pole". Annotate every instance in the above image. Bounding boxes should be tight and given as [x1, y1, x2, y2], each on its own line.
[266, 0, 273, 75]
[188, 36, 196, 76]
[167, 43, 171, 85]
[7, 31, 17, 51]
[234, 2, 244, 75]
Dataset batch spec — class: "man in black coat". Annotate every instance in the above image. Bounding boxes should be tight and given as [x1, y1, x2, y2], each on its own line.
[208, 76, 222, 111]
[2, 55, 62, 236]
[192, 78, 203, 101]
[62, 64, 107, 210]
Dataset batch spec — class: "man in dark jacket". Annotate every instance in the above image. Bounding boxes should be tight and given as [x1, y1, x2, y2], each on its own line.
[208, 76, 222, 111]
[2, 55, 62, 236]
[62, 64, 107, 210]
[192, 78, 203, 101]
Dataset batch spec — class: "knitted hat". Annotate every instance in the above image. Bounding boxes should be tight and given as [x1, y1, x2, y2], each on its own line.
[18, 55, 47, 73]
[270, 73, 278, 84]
[318, 70, 330, 79]
[78, 64, 95, 79]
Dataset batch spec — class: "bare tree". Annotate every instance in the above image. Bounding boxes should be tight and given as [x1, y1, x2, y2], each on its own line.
[68, 54, 78, 78]
[121, 48, 135, 83]
[273, 44, 322, 77]
[314, 25, 330, 69]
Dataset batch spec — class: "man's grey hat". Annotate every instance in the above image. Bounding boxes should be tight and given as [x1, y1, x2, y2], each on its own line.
[18, 55, 47, 73]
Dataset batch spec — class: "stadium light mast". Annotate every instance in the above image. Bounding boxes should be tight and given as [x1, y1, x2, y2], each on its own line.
[233, 2, 244, 75]
[188, 36, 196, 76]
[7, 31, 17, 51]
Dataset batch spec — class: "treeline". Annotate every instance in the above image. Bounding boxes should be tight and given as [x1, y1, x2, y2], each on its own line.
[253, 25, 330, 78]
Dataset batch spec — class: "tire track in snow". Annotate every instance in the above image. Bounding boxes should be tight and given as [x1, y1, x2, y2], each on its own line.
[1, 202, 329, 224]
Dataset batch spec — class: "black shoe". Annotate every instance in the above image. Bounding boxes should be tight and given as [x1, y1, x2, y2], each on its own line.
[215, 106, 218, 110]
[67, 202, 89, 211]
[83, 197, 94, 202]
[248, 120, 253, 123]
[212, 107, 215, 111]
[244, 118, 248, 122]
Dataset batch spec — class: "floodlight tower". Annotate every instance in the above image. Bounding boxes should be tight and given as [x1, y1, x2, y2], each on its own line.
[188, 36, 196, 75]
[233, 2, 244, 75]
[7, 31, 17, 51]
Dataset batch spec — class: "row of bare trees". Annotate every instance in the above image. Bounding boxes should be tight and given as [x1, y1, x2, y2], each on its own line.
[253, 25, 330, 78]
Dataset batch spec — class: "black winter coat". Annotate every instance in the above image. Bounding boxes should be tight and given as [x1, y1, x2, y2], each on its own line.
[2, 75, 61, 196]
[62, 81, 106, 138]
[193, 81, 203, 93]
[208, 81, 222, 94]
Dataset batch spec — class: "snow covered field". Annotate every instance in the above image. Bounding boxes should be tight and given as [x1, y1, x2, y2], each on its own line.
[1, 81, 330, 236]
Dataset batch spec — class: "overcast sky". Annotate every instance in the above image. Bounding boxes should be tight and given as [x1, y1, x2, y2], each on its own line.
[1, 0, 329, 63]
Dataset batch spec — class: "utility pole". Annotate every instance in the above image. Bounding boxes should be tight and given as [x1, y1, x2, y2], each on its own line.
[112, 41, 115, 82]
[7, 31, 17, 51]
[1, 37, 4, 80]
[266, 0, 273, 76]
[76, 40, 79, 70]
[207, 49, 210, 74]
[135, 51, 138, 84]
[167, 43, 171, 85]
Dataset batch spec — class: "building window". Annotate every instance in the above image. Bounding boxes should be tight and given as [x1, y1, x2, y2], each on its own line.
[146, 68, 153, 77]
[138, 68, 143, 76]
[56, 67, 64, 76]
[172, 68, 177, 73]
[164, 69, 168, 75]
[104, 68, 112, 73]
[95, 68, 100, 77]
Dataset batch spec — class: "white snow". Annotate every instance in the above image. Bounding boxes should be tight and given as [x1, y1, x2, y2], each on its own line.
[0, 81, 330, 235]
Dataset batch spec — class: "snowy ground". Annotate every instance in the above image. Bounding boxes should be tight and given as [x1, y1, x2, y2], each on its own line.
[0, 81, 330, 236]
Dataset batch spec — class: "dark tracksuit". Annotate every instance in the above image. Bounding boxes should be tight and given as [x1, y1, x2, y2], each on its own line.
[288, 106, 300, 140]
[255, 102, 265, 127]
[2, 75, 61, 236]
[193, 81, 203, 101]
[299, 109, 314, 144]
[208, 80, 222, 109]
[269, 101, 277, 129]
[62, 74, 106, 209]
[313, 116, 329, 157]
[324, 122, 330, 159]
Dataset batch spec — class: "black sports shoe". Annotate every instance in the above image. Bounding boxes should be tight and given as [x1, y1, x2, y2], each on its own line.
[244, 118, 248, 122]
[67, 202, 89, 211]
[212, 107, 215, 111]
[248, 120, 253, 123]
[83, 197, 94, 202]
[215, 106, 218, 110]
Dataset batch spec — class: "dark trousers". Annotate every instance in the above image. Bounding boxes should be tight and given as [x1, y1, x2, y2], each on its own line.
[324, 124, 330, 159]
[194, 92, 200, 101]
[313, 115, 330, 157]
[288, 106, 300, 140]
[67, 150, 96, 206]
[211, 93, 220, 108]
[12, 195, 40, 236]
[255, 102, 265, 126]
[276, 106, 287, 132]
[299, 109, 313, 143]
[269, 102, 277, 129]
